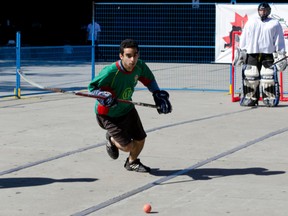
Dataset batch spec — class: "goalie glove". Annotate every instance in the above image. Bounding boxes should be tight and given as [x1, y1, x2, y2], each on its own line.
[233, 48, 247, 66]
[90, 90, 117, 107]
[153, 90, 172, 114]
[273, 52, 287, 71]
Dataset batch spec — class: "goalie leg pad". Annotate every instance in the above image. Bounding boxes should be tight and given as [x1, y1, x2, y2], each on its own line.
[260, 65, 280, 107]
[240, 65, 260, 106]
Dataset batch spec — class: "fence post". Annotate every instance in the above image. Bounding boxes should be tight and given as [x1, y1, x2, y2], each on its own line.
[91, 1, 96, 80]
[15, 31, 21, 98]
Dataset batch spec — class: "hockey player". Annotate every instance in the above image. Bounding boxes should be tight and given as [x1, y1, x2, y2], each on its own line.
[88, 39, 172, 173]
[234, 2, 287, 107]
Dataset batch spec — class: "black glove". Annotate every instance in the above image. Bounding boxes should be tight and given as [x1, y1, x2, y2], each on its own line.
[91, 90, 118, 107]
[153, 90, 172, 114]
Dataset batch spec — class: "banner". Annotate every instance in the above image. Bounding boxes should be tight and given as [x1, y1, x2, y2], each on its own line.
[215, 4, 288, 63]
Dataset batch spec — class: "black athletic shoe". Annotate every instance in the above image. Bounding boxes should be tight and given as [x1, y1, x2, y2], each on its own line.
[124, 158, 151, 173]
[106, 132, 119, 160]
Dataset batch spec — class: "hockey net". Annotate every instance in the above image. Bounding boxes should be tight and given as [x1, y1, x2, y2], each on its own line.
[231, 31, 288, 102]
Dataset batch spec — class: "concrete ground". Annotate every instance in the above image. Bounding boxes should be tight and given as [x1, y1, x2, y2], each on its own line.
[1, 90, 288, 216]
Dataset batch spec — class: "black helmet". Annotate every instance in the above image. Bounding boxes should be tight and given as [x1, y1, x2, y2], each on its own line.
[258, 2, 271, 21]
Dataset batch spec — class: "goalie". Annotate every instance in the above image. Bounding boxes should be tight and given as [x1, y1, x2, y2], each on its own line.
[233, 2, 287, 107]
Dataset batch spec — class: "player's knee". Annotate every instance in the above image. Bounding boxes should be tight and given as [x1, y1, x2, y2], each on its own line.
[244, 65, 259, 80]
[243, 65, 260, 87]
[242, 65, 260, 90]
[260, 66, 274, 85]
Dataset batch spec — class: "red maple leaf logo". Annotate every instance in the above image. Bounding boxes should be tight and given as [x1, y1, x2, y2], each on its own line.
[284, 29, 288, 39]
[223, 13, 248, 48]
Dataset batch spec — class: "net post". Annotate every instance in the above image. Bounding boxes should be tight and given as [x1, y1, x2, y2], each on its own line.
[279, 72, 288, 101]
[231, 31, 241, 102]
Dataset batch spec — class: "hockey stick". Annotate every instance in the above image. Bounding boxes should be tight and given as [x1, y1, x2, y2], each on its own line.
[17, 70, 158, 109]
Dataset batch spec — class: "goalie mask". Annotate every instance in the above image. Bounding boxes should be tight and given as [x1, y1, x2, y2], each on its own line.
[258, 2, 271, 21]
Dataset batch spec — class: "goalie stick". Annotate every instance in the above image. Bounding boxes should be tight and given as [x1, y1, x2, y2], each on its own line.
[17, 70, 158, 109]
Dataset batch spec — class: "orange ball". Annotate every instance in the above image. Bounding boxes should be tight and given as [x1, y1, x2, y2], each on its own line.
[143, 203, 152, 213]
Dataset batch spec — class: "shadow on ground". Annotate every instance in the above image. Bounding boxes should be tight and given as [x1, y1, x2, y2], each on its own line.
[150, 167, 285, 182]
[0, 177, 98, 189]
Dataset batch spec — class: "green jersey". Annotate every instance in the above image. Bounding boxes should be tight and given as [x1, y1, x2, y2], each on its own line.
[88, 59, 156, 117]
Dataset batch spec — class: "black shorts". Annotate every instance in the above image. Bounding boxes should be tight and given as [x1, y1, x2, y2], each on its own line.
[96, 107, 147, 146]
[246, 53, 274, 71]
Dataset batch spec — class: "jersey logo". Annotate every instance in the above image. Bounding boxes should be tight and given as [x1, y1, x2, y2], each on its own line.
[122, 87, 133, 100]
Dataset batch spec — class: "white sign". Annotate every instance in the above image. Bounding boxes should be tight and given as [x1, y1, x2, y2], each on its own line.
[215, 4, 288, 63]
